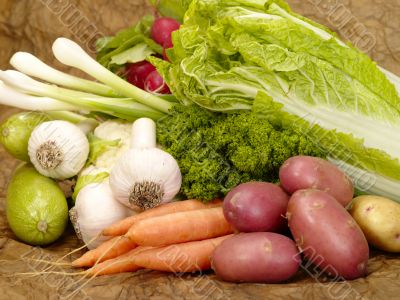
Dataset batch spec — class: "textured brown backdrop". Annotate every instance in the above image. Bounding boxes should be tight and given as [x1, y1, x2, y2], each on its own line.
[1, 1, 400, 299]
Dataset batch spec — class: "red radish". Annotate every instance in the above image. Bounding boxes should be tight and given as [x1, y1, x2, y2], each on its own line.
[151, 17, 180, 48]
[163, 38, 173, 49]
[126, 61, 155, 89]
[144, 70, 170, 94]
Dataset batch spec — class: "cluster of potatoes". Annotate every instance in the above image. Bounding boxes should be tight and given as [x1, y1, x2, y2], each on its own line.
[211, 156, 400, 284]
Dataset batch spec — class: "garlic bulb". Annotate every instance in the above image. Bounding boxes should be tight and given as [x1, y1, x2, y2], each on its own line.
[110, 118, 182, 210]
[70, 179, 133, 249]
[28, 120, 89, 179]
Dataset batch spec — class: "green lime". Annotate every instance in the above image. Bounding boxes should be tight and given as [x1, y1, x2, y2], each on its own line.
[0, 112, 50, 161]
[6, 164, 68, 246]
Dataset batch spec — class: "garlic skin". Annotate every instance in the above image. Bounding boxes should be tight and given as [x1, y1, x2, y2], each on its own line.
[73, 179, 133, 249]
[110, 148, 182, 210]
[109, 118, 182, 210]
[28, 120, 89, 179]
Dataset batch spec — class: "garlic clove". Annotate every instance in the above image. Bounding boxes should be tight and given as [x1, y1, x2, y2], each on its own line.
[28, 120, 89, 179]
[74, 179, 133, 249]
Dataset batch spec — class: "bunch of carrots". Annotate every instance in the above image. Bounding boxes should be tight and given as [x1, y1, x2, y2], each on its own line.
[72, 200, 234, 276]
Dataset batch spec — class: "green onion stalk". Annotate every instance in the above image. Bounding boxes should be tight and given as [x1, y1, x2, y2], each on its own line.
[0, 37, 173, 122]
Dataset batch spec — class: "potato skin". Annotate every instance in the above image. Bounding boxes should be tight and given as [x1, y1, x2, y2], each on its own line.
[211, 232, 300, 283]
[279, 156, 354, 207]
[287, 189, 369, 280]
[349, 195, 400, 253]
[223, 182, 289, 232]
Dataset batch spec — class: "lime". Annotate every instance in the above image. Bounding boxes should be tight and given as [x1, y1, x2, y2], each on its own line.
[0, 112, 50, 161]
[6, 164, 68, 246]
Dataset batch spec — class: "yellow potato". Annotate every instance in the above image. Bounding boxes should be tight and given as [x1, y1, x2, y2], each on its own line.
[349, 195, 400, 253]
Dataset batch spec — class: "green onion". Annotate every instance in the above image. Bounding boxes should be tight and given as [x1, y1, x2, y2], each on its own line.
[0, 80, 76, 111]
[52, 38, 172, 114]
[0, 71, 164, 121]
[10, 52, 121, 97]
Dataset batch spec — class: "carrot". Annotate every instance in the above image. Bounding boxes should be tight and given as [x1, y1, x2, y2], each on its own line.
[103, 199, 222, 236]
[126, 207, 234, 247]
[85, 246, 152, 276]
[132, 235, 233, 273]
[72, 236, 137, 268]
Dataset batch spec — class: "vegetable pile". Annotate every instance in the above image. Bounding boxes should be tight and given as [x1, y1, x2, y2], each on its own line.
[151, 0, 400, 202]
[0, 0, 400, 287]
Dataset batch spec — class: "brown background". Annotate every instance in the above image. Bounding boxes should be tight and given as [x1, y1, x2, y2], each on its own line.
[1, 1, 400, 299]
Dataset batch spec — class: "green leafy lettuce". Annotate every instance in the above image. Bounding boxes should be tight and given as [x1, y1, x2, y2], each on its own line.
[96, 15, 162, 71]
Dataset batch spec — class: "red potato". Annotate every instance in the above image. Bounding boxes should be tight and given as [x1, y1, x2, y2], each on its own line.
[287, 189, 369, 280]
[279, 156, 354, 207]
[223, 182, 289, 232]
[211, 232, 300, 283]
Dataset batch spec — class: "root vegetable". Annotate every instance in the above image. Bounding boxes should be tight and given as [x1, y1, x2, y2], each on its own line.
[223, 182, 289, 232]
[211, 232, 300, 283]
[349, 195, 400, 252]
[279, 156, 354, 207]
[103, 199, 222, 236]
[287, 189, 369, 280]
[126, 207, 233, 247]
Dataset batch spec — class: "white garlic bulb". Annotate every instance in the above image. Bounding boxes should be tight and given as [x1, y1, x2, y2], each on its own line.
[110, 118, 182, 210]
[71, 179, 133, 249]
[28, 120, 89, 179]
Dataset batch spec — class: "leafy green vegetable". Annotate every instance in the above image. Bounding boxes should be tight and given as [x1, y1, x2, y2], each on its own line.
[157, 104, 322, 201]
[151, 0, 400, 201]
[97, 15, 162, 70]
[149, 0, 193, 22]
[110, 43, 155, 65]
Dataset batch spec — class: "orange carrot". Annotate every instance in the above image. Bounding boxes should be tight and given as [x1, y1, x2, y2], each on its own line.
[132, 235, 233, 273]
[126, 207, 234, 247]
[103, 199, 222, 237]
[85, 246, 152, 276]
[72, 236, 137, 268]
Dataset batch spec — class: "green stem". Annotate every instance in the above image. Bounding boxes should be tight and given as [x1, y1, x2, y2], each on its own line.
[52, 38, 172, 114]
